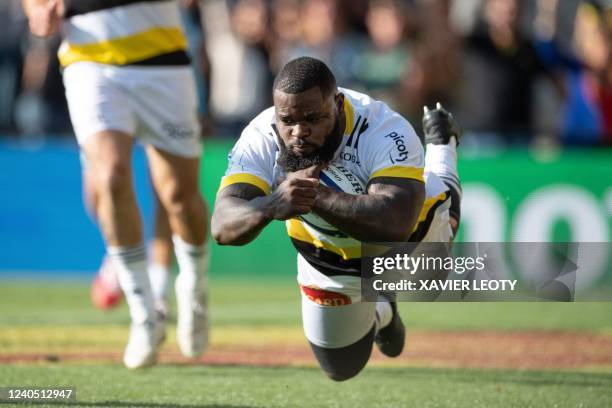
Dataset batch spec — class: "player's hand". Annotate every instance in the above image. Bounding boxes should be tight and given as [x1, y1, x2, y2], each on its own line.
[267, 173, 319, 220]
[25, 0, 64, 38]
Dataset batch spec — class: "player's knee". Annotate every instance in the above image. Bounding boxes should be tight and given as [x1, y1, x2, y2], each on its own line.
[324, 366, 364, 382]
[96, 161, 131, 197]
[315, 347, 370, 382]
[160, 185, 201, 216]
[310, 325, 375, 382]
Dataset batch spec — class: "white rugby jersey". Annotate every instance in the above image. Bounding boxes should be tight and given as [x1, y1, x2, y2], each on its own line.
[219, 88, 449, 276]
[59, 0, 189, 67]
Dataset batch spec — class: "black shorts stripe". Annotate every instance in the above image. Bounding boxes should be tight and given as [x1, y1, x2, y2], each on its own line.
[408, 192, 451, 242]
[291, 239, 362, 277]
[130, 50, 191, 66]
[64, 0, 171, 18]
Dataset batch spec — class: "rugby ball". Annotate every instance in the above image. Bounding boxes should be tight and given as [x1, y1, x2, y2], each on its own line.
[299, 164, 365, 240]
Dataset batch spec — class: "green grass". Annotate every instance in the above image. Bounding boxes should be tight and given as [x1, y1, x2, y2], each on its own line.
[1, 280, 612, 407]
[1, 279, 611, 331]
[1, 365, 611, 408]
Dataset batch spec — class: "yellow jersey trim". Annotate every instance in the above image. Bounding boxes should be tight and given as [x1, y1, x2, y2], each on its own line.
[59, 27, 187, 67]
[343, 97, 354, 135]
[369, 166, 425, 182]
[286, 219, 361, 260]
[219, 173, 271, 195]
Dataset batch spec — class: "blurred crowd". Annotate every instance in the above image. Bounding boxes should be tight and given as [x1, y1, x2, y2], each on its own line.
[1, 0, 611, 146]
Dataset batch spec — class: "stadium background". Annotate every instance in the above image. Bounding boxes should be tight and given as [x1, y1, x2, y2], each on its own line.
[1, 0, 612, 407]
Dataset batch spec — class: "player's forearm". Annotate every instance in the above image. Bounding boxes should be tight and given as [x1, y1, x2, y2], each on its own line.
[211, 196, 273, 246]
[312, 186, 421, 242]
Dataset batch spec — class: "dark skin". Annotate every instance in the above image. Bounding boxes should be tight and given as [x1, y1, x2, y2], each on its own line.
[211, 87, 425, 245]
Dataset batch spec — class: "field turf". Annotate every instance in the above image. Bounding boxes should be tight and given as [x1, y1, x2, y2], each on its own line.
[1, 278, 612, 407]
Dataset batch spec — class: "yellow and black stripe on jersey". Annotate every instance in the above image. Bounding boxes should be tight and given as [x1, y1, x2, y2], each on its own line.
[59, 0, 189, 67]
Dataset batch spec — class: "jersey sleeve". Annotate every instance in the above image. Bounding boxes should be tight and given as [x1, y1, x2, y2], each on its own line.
[359, 111, 425, 184]
[218, 123, 276, 195]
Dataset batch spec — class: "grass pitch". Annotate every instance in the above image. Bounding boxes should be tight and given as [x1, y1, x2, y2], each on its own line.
[1, 278, 611, 407]
[2, 365, 612, 408]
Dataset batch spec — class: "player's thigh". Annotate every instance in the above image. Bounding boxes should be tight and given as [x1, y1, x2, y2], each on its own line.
[128, 66, 202, 159]
[301, 294, 376, 349]
[297, 255, 375, 348]
[81, 130, 135, 189]
[145, 144, 201, 204]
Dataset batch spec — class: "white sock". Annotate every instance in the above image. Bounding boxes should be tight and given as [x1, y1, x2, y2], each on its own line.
[375, 297, 393, 330]
[148, 262, 170, 313]
[425, 137, 462, 197]
[107, 243, 155, 325]
[172, 235, 208, 293]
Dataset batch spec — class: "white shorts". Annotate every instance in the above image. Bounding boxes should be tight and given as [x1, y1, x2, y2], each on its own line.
[298, 201, 453, 349]
[63, 62, 201, 158]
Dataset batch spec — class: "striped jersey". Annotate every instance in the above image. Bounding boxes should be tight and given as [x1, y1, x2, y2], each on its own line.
[59, 0, 189, 67]
[219, 88, 449, 276]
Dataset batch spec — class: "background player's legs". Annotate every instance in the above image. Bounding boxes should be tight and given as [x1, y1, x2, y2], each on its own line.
[83, 165, 124, 310]
[149, 194, 173, 316]
[145, 145, 208, 244]
[86, 169, 174, 312]
[145, 145, 209, 358]
[81, 130, 157, 368]
[83, 132, 142, 246]
[82, 166, 98, 219]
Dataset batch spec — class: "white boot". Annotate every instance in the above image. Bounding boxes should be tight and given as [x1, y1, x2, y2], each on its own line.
[123, 320, 158, 369]
[175, 273, 208, 358]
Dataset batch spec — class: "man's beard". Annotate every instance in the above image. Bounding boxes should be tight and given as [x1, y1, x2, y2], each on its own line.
[277, 117, 343, 172]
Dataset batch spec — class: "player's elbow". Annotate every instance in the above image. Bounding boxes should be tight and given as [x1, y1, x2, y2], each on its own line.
[214, 234, 251, 247]
[211, 229, 236, 246]
[211, 220, 247, 246]
[211, 220, 232, 246]
[211, 228, 226, 245]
